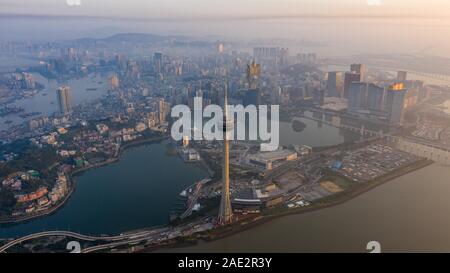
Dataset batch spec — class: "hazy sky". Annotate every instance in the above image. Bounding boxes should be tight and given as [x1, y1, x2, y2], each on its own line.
[2, 0, 450, 19]
[2, 0, 450, 58]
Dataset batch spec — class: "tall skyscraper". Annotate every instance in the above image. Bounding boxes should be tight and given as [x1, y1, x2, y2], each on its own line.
[367, 84, 385, 112]
[253, 47, 280, 60]
[142, 87, 149, 97]
[216, 42, 224, 54]
[158, 98, 169, 124]
[154, 52, 163, 75]
[218, 83, 233, 225]
[397, 71, 408, 82]
[279, 48, 290, 65]
[296, 53, 317, 64]
[385, 83, 407, 125]
[313, 88, 325, 106]
[56, 86, 72, 114]
[348, 82, 368, 111]
[326, 71, 344, 98]
[21, 72, 35, 89]
[406, 80, 428, 102]
[244, 60, 261, 107]
[247, 60, 261, 89]
[253, 47, 288, 65]
[350, 63, 366, 81]
[344, 72, 361, 98]
[110, 74, 119, 90]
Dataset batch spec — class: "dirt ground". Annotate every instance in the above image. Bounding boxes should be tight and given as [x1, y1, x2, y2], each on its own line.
[320, 181, 344, 193]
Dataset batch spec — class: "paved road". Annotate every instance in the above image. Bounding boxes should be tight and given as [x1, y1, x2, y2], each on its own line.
[0, 230, 155, 253]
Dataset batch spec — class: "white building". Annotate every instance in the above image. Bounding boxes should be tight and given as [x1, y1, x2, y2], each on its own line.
[247, 149, 298, 170]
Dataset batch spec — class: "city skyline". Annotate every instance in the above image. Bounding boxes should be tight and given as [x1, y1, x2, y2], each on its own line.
[2, 0, 450, 258]
[4, 5, 450, 59]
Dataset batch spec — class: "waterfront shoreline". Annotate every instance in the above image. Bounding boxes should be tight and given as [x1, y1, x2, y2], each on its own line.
[0, 147, 434, 251]
[0, 138, 434, 250]
[148, 158, 434, 252]
[0, 135, 168, 226]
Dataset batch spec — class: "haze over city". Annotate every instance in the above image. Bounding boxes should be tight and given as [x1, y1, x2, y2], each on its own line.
[2, 0, 450, 18]
[2, 0, 450, 58]
[2, 0, 450, 262]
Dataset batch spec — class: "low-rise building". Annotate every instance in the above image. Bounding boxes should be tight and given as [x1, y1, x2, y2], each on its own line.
[247, 149, 298, 170]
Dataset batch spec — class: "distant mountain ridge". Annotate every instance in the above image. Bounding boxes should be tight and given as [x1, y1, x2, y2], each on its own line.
[71, 32, 218, 49]
[75, 32, 192, 44]
[103, 33, 170, 42]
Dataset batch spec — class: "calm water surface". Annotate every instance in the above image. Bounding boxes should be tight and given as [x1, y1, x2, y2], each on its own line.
[0, 73, 110, 130]
[0, 142, 207, 238]
[0, 117, 350, 238]
[165, 164, 450, 253]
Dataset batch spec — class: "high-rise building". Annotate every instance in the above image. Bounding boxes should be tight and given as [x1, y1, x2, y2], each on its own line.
[158, 98, 170, 123]
[343, 72, 361, 98]
[216, 42, 224, 54]
[147, 112, 158, 128]
[247, 60, 261, 89]
[350, 64, 366, 81]
[397, 71, 408, 82]
[182, 135, 190, 147]
[126, 61, 140, 79]
[175, 64, 183, 76]
[405, 80, 428, 102]
[21, 72, 35, 89]
[385, 83, 407, 125]
[253, 47, 289, 65]
[56, 86, 72, 114]
[110, 74, 119, 90]
[326, 71, 344, 98]
[253, 47, 280, 60]
[218, 83, 233, 225]
[367, 84, 385, 112]
[296, 53, 317, 64]
[348, 82, 368, 111]
[67, 48, 76, 61]
[142, 88, 149, 97]
[280, 48, 290, 65]
[313, 88, 325, 106]
[154, 52, 163, 75]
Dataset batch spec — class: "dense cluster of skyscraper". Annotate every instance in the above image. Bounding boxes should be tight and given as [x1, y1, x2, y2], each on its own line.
[327, 65, 425, 125]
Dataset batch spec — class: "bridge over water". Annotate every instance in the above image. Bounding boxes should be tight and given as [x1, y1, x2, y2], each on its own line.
[294, 113, 450, 165]
[0, 230, 153, 253]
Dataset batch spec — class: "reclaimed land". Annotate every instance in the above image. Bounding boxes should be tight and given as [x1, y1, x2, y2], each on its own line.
[148, 157, 433, 252]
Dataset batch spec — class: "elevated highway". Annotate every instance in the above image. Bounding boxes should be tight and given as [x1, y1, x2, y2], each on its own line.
[0, 230, 155, 253]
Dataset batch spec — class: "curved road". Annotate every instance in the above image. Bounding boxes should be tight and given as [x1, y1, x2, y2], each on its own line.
[0, 230, 154, 253]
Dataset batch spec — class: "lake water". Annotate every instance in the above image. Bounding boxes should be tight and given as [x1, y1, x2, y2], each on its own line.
[279, 117, 358, 147]
[0, 116, 355, 238]
[0, 142, 207, 238]
[3, 108, 450, 253]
